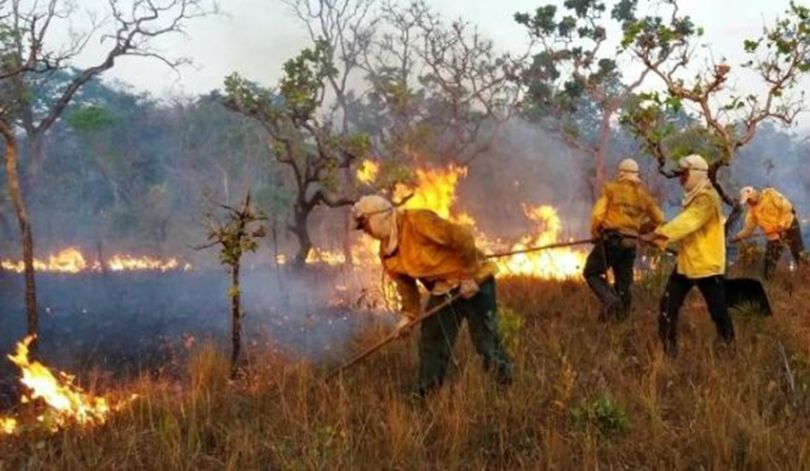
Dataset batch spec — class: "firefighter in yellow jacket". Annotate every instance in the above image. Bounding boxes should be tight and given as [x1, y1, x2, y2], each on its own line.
[641, 155, 735, 357]
[350, 195, 513, 397]
[731, 186, 805, 279]
[584, 158, 664, 321]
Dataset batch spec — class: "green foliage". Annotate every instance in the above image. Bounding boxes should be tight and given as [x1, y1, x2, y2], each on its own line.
[66, 105, 119, 132]
[497, 305, 525, 356]
[570, 393, 631, 436]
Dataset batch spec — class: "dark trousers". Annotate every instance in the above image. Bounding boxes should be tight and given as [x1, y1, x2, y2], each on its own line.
[583, 232, 636, 319]
[764, 212, 805, 279]
[418, 278, 513, 395]
[658, 271, 735, 356]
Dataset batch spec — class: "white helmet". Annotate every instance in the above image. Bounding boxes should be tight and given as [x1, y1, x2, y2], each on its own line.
[618, 158, 639, 173]
[739, 186, 757, 205]
[679, 154, 709, 172]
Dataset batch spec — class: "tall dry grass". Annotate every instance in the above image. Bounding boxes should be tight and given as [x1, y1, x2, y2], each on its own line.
[1, 265, 809, 470]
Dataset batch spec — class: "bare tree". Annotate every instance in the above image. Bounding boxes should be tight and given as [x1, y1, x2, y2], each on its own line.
[620, 0, 810, 216]
[0, 0, 216, 342]
[362, 0, 523, 167]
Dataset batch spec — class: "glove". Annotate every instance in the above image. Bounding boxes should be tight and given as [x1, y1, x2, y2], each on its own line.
[459, 278, 479, 299]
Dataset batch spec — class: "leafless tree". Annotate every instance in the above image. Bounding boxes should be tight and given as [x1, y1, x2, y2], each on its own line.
[0, 0, 216, 343]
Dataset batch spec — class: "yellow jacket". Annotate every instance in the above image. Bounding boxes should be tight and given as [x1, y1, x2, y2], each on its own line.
[655, 186, 725, 278]
[382, 209, 497, 315]
[591, 180, 665, 237]
[736, 188, 795, 241]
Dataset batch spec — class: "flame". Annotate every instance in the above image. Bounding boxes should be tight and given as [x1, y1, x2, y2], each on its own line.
[306, 248, 347, 266]
[1, 249, 190, 274]
[1, 247, 89, 274]
[308, 163, 588, 280]
[356, 160, 380, 184]
[396, 165, 468, 220]
[0, 417, 17, 435]
[107, 254, 180, 272]
[0, 336, 130, 434]
[494, 205, 588, 280]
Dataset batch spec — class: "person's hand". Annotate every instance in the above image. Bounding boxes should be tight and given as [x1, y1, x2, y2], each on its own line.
[459, 278, 479, 299]
[639, 232, 666, 249]
[394, 315, 414, 338]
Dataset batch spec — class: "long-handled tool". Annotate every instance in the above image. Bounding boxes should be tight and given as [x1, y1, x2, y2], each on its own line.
[484, 238, 596, 259]
[635, 235, 773, 316]
[326, 293, 463, 380]
[327, 239, 597, 379]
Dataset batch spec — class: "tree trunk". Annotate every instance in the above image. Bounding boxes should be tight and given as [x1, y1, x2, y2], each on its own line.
[1, 122, 38, 344]
[230, 262, 241, 379]
[291, 206, 312, 269]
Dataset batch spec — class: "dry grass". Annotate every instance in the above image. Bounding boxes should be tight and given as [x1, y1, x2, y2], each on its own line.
[2, 266, 810, 470]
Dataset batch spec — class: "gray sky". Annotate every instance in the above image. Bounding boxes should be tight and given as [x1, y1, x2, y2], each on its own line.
[72, 0, 807, 127]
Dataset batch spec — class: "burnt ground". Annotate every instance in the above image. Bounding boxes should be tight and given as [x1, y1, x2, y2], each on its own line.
[0, 268, 387, 408]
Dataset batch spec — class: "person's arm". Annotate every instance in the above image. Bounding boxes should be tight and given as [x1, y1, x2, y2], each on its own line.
[591, 193, 608, 237]
[655, 194, 716, 244]
[733, 210, 757, 241]
[390, 273, 420, 318]
[775, 194, 795, 231]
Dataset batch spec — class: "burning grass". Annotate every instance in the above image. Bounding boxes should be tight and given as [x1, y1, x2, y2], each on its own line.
[1, 266, 810, 469]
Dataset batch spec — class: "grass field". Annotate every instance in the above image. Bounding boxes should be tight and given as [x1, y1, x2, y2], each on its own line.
[1, 263, 809, 470]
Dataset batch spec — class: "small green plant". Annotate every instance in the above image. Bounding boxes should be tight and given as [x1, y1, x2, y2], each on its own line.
[570, 393, 631, 436]
[497, 305, 525, 356]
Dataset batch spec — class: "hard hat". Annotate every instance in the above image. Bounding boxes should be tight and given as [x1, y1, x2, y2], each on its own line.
[679, 154, 709, 172]
[618, 158, 639, 173]
[350, 195, 393, 230]
[739, 186, 757, 205]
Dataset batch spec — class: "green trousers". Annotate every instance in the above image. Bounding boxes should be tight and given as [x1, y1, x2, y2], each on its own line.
[418, 278, 513, 395]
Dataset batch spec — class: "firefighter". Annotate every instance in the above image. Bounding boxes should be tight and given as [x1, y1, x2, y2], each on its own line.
[584, 158, 664, 321]
[731, 186, 805, 279]
[641, 154, 735, 357]
[350, 195, 513, 397]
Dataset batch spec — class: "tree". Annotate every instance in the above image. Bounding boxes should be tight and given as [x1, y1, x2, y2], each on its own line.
[224, 42, 370, 268]
[197, 193, 266, 378]
[360, 0, 523, 167]
[620, 0, 810, 220]
[0, 0, 215, 341]
[514, 0, 658, 199]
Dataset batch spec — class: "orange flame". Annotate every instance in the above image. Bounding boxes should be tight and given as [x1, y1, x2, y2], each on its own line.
[0, 417, 17, 435]
[356, 160, 380, 185]
[1, 249, 190, 274]
[494, 205, 588, 279]
[0, 336, 129, 434]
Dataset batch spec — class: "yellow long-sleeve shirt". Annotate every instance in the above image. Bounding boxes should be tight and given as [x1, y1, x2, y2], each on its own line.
[654, 186, 725, 278]
[735, 188, 795, 241]
[382, 209, 497, 316]
[591, 180, 665, 237]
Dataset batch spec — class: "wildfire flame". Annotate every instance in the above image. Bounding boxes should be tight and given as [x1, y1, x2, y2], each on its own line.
[0, 336, 132, 435]
[356, 160, 380, 185]
[107, 254, 183, 272]
[310, 162, 588, 280]
[1, 248, 190, 274]
[494, 205, 587, 279]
